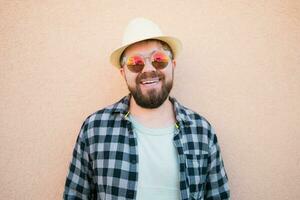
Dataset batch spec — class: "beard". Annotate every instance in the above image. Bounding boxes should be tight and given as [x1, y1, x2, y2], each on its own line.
[127, 70, 173, 109]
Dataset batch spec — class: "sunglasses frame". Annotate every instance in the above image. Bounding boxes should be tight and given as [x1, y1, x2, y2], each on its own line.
[122, 50, 172, 73]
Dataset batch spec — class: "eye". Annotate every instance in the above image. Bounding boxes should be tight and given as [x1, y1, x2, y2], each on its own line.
[126, 55, 145, 73]
[152, 52, 169, 69]
[127, 56, 143, 66]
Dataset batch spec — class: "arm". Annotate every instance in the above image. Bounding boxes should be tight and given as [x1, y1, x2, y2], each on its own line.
[63, 122, 95, 200]
[205, 129, 230, 200]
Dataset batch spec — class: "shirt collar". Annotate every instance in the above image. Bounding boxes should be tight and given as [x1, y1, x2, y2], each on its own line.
[111, 94, 193, 127]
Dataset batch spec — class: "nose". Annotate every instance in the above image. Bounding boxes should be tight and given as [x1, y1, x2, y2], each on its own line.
[141, 57, 156, 73]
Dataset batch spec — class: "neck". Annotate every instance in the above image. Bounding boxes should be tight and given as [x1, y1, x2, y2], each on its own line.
[129, 95, 176, 128]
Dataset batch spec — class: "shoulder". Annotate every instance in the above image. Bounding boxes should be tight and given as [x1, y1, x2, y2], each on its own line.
[182, 105, 212, 129]
[171, 97, 218, 146]
[78, 95, 129, 136]
[171, 97, 213, 130]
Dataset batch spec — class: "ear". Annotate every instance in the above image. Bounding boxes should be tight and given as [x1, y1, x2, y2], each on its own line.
[119, 67, 125, 78]
[172, 59, 176, 70]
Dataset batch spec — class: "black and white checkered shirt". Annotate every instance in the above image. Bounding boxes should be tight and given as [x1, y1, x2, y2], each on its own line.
[63, 95, 230, 200]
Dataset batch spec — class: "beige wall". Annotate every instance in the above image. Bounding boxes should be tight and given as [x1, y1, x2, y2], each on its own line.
[1, 1, 299, 199]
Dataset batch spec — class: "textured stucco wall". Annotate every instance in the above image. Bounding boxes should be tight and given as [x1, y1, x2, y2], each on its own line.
[1, 1, 299, 199]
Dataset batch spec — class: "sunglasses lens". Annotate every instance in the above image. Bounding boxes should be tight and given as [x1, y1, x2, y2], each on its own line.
[125, 51, 170, 73]
[152, 52, 169, 69]
[126, 56, 144, 73]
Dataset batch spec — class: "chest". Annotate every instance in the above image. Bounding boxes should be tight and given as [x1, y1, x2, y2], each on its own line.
[88, 126, 209, 199]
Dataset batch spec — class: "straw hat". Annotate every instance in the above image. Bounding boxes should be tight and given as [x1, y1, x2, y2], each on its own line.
[110, 17, 182, 68]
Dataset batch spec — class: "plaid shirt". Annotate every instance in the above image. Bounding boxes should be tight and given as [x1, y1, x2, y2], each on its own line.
[64, 95, 230, 200]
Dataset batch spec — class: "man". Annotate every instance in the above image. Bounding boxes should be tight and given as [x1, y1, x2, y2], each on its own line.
[64, 18, 230, 200]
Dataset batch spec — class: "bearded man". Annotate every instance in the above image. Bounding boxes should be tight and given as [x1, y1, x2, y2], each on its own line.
[64, 17, 230, 200]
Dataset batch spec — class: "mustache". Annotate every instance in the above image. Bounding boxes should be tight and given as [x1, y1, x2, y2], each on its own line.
[137, 71, 164, 82]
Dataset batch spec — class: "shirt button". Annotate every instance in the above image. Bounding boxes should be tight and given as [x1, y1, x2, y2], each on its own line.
[130, 158, 137, 164]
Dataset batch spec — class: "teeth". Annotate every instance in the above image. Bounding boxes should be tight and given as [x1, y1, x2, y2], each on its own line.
[141, 78, 159, 84]
[143, 80, 155, 84]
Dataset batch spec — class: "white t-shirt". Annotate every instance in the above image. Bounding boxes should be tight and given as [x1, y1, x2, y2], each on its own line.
[129, 115, 181, 200]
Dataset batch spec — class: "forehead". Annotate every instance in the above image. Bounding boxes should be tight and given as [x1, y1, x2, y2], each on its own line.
[123, 40, 164, 56]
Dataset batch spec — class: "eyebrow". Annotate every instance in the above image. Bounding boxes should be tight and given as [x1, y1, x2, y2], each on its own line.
[140, 50, 157, 57]
[129, 48, 163, 57]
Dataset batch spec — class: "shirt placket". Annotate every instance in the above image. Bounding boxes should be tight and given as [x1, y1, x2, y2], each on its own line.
[173, 125, 189, 200]
[125, 116, 139, 199]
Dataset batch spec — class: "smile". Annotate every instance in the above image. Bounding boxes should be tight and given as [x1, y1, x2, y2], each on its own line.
[140, 77, 160, 85]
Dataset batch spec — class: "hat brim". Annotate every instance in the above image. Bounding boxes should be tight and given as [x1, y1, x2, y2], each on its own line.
[110, 36, 182, 69]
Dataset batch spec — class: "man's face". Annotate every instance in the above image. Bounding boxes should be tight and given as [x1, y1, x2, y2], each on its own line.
[120, 40, 176, 109]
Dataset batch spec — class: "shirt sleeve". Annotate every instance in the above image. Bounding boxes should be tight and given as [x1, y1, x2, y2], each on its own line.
[205, 128, 230, 200]
[63, 122, 95, 200]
